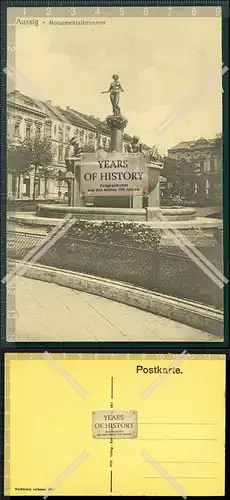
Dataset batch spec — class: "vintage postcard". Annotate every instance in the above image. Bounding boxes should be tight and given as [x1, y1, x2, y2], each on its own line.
[4, 353, 226, 496]
[5, 5, 226, 343]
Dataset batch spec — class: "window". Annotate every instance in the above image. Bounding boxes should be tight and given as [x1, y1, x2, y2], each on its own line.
[54, 125, 57, 135]
[25, 123, 31, 139]
[35, 126, 41, 139]
[89, 133, 94, 145]
[205, 179, 210, 195]
[35, 178, 41, 197]
[80, 130, 84, 145]
[204, 160, 210, 172]
[200, 160, 204, 171]
[65, 147, 70, 159]
[58, 126, 64, 142]
[58, 146, 63, 163]
[14, 123, 20, 137]
[65, 127, 70, 141]
[74, 128, 79, 137]
[45, 122, 52, 138]
[23, 175, 30, 197]
[53, 146, 58, 161]
[210, 159, 215, 171]
[194, 182, 198, 194]
[213, 158, 220, 171]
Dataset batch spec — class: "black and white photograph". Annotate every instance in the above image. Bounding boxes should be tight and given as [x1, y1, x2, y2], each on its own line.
[6, 5, 225, 343]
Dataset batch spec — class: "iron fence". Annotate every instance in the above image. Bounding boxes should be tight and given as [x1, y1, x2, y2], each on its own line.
[7, 230, 223, 309]
[7, 231, 44, 260]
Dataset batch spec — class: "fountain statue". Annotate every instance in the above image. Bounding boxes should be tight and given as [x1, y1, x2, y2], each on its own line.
[101, 74, 127, 152]
[101, 74, 124, 116]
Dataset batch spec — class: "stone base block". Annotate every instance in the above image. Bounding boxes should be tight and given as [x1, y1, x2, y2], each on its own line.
[146, 207, 162, 221]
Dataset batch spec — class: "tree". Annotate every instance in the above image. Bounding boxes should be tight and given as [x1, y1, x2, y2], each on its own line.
[7, 138, 32, 198]
[23, 137, 55, 200]
[162, 155, 205, 200]
[38, 165, 60, 199]
[161, 157, 177, 197]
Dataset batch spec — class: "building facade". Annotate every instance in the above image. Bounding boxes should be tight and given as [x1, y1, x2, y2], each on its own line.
[7, 90, 147, 200]
[166, 136, 222, 205]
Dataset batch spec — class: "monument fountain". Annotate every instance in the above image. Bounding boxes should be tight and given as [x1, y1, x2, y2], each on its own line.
[37, 75, 164, 222]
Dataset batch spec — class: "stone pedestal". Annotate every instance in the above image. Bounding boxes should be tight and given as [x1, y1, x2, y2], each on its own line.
[132, 162, 163, 211]
[147, 162, 163, 208]
[132, 194, 143, 209]
[65, 116, 162, 214]
[106, 114, 128, 152]
[65, 157, 81, 206]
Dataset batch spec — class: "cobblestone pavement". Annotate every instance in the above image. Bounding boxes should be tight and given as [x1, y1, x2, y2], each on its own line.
[11, 277, 219, 342]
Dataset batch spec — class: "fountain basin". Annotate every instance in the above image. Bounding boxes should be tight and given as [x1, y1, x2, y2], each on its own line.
[35, 204, 196, 221]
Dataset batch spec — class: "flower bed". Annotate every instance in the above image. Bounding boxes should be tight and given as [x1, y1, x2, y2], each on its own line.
[57, 220, 161, 250]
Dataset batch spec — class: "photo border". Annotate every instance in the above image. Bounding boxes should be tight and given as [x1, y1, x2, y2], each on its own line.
[0, 0, 229, 350]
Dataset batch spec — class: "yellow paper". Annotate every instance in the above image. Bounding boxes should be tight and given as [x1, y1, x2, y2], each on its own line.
[5, 353, 225, 496]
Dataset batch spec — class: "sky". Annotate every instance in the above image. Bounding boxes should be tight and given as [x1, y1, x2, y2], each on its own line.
[11, 9, 222, 154]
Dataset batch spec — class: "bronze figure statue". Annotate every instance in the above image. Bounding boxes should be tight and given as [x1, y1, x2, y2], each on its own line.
[69, 136, 81, 156]
[127, 136, 142, 153]
[65, 137, 81, 173]
[101, 74, 124, 116]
